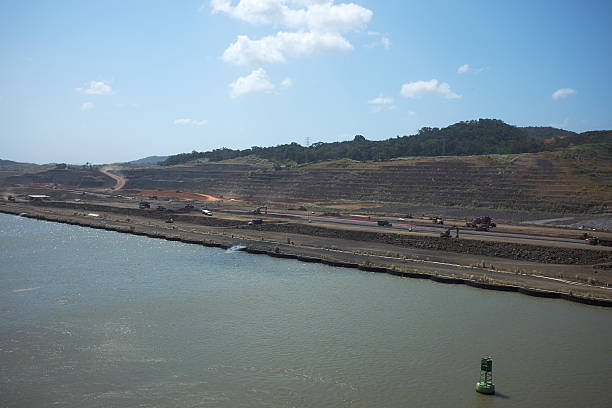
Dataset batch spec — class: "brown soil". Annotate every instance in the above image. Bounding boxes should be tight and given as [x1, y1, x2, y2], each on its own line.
[115, 155, 611, 213]
[100, 167, 126, 191]
[135, 189, 228, 202]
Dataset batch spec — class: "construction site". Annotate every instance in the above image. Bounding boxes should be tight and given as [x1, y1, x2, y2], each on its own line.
[1, 151, 611, 305]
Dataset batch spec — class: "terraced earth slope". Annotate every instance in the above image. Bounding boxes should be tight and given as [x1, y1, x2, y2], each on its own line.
[120, 152, 611, 213]
[3, 166, 115, 189]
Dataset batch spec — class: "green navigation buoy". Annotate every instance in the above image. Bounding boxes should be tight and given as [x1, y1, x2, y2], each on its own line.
[476, 356, 495, 395]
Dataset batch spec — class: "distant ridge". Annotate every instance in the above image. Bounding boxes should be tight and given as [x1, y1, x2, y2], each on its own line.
[0, 159, 43, 170]
[161, 119, 611, 166]
[127, 155, 169, 166]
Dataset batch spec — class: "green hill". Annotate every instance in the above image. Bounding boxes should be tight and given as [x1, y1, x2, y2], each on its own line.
[161, 119, 610, 167]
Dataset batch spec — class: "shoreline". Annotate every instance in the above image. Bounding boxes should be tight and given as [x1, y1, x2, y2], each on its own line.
[2, 204, 610, 308]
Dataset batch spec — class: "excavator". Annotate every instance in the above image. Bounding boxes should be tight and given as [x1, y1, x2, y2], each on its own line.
[440, 226, 460, 239]
[431, 217, 444, 225]
[253, 206, 267, 215]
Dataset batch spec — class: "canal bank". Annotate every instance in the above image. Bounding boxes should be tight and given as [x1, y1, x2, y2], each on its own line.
[1, 203, 610, 307]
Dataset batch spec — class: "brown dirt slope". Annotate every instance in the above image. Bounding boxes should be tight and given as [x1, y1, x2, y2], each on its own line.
[3, 167, 114, 188]
[119, 154, 611, 213]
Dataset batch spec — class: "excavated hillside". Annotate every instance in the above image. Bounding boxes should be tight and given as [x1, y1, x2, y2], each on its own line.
[3, 167, 115, 188]
[121, 153, 611, 213]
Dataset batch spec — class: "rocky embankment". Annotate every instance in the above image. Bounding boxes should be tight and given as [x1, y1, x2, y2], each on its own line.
[17, 200, 612, 265]
[244, 223, 611, 265]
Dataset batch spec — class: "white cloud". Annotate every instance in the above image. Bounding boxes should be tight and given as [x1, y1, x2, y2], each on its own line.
[364, 31, 390, 50]
[368, 95, 396, 113]
[381, 36, 390, 49]
[368, 96, 393, 105]
[457, 64, 489, 74]
[370, 105, 397, 113]
[76, 80, 113, 95]
[230, 68, 276, 98]
[213, 1, 371, 65]
[400, 79, 461, 99]
[80, 102, 94, 111]
[222, 30, 352, 65]
[173, 118, 209, 126]
[211, 0, 372, 32]
[552, 88, 576, 100]
[281, 78, 293, 87]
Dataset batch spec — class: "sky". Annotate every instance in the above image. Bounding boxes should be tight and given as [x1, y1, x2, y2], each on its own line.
[1, 0, 611, 164]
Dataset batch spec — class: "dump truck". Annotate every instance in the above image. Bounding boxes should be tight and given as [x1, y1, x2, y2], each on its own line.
[466, 216, 496, 230]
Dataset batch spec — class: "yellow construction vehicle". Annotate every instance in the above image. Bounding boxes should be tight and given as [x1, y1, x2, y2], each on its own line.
[440, 226, 460, 239]
[583, 233, 599, 245]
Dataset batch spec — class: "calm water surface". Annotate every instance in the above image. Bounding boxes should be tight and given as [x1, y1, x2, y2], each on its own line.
[1, 213, 611, 407]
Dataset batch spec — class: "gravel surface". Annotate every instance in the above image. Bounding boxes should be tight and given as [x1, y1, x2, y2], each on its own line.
[243, 222, 612, 265]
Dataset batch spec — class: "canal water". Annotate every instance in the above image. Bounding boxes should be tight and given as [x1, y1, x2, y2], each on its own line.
[1, 213, 611, 407]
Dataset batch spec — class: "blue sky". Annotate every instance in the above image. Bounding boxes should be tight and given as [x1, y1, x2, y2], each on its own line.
[1, 0, 611, 164]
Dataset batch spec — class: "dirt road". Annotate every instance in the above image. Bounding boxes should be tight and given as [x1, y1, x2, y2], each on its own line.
[136, 189, 226, 201]
[100, 167, 126, 191]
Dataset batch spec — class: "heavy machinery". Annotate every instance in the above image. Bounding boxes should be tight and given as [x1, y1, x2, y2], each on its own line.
[253, 206, 267, 215]
[440, 226, 460, 239]
[584, 234, 612, 246]
[466, 216, 496, 231]
[431, 217, 444, 225]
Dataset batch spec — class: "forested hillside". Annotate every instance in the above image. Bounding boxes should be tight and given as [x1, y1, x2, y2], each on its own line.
[161, 119, 610, 166]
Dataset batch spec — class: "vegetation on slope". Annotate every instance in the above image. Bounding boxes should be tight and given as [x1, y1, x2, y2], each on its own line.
[159, 119, 609, 166]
